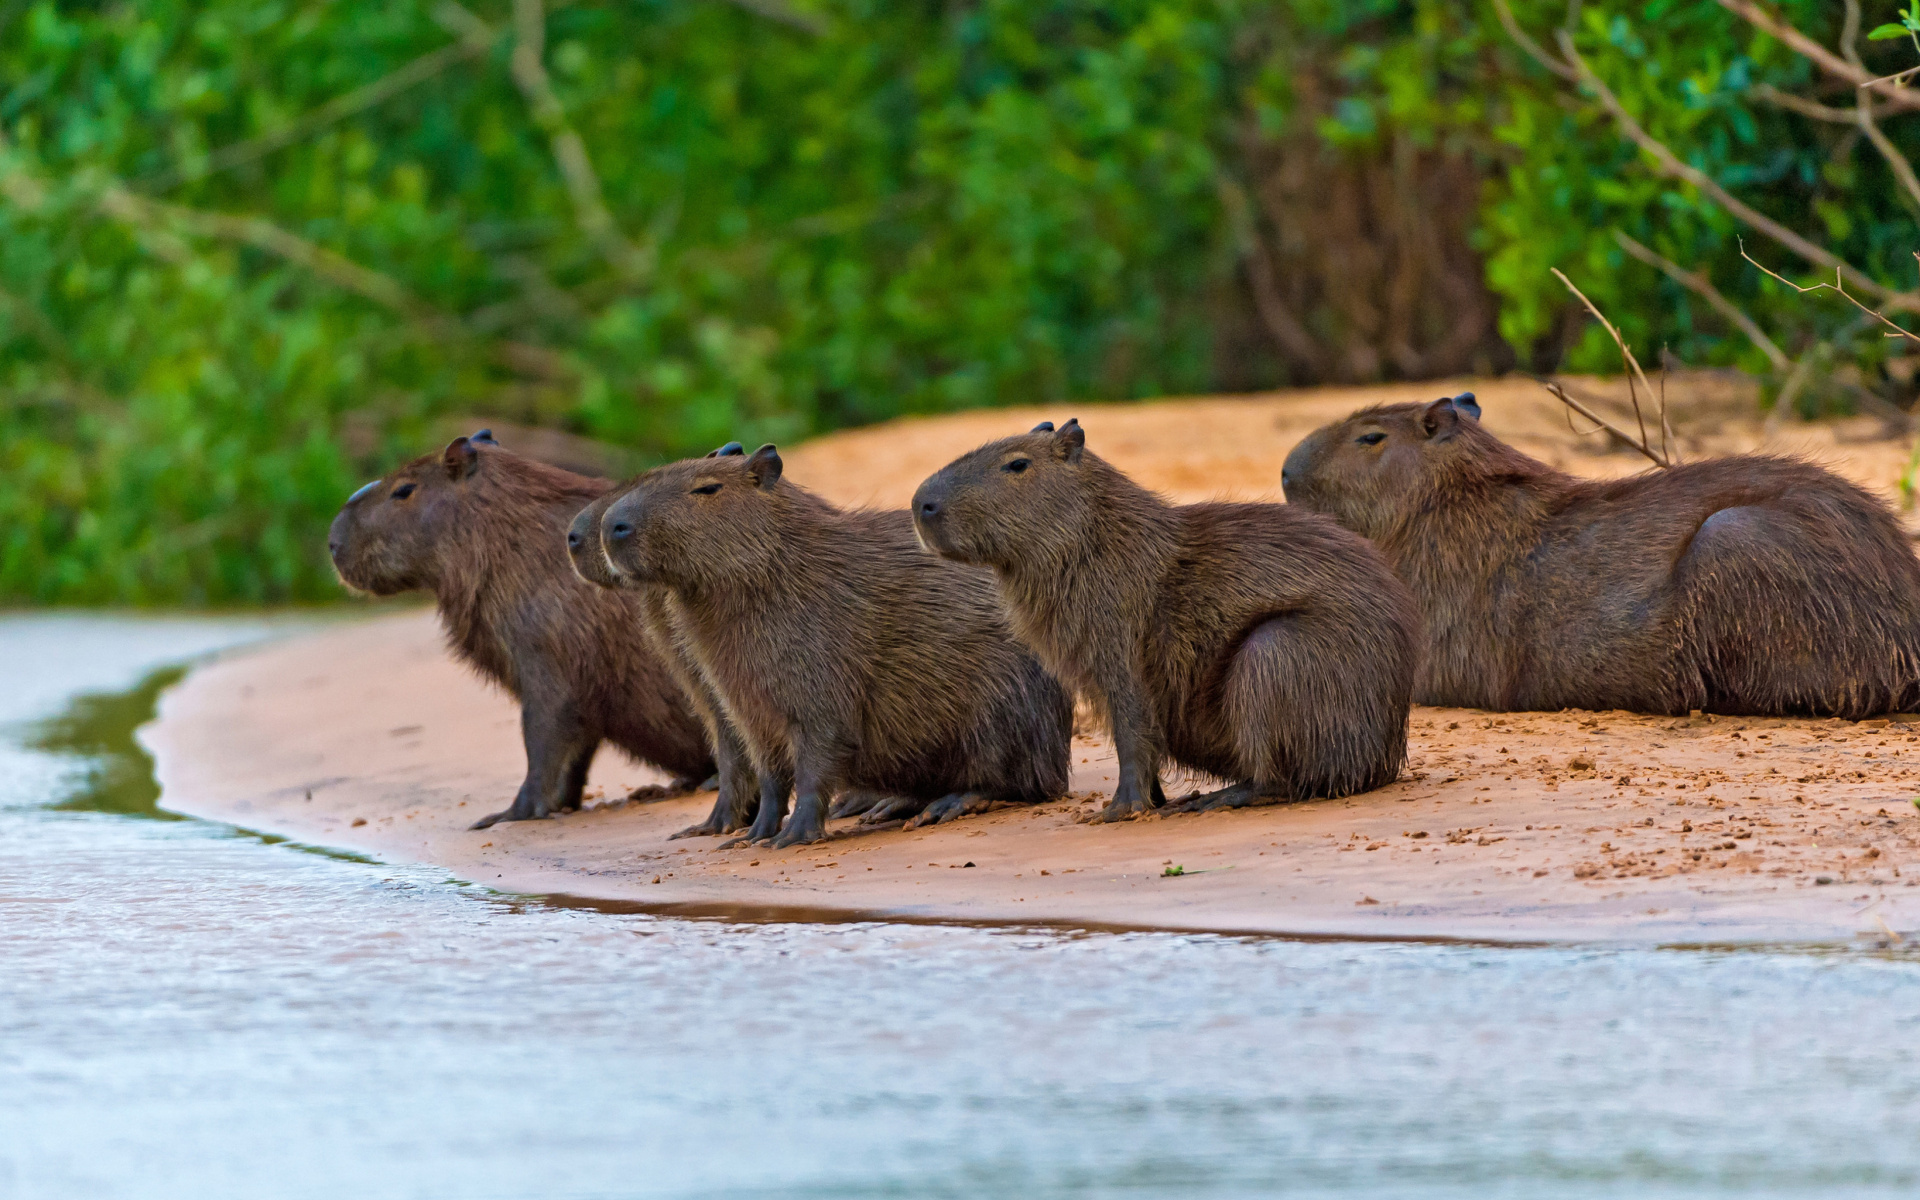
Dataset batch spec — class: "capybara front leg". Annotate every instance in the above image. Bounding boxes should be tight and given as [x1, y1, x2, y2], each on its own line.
[1096, 683, 1165, 822]
[470, 698, 595, 830]
[721, 768, 792, 848]
[671, 726, 761, 840]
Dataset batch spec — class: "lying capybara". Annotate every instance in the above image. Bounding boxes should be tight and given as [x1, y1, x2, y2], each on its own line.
[329, 431, 714, 829]
[566, 446, 760, 839]
[913, 419, 1418, 820]
[1281, 393, 1920, 716]
[598, 444, 1073, 849]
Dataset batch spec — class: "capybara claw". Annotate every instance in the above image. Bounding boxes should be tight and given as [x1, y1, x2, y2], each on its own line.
[829, 789, 888, 819]
[860, 794, 930, 824]
[669, 821, 723, 840]
[469, 807, 520, 830]
[905, 792, 993, 829]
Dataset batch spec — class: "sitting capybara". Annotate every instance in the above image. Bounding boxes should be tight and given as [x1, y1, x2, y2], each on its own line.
[329, 431, 713, 829]
[597, 444, 1073, 849]
[1281, 393, 1920, 716]
[565, 446, 760, 839]
[913, 419, 1419, 820]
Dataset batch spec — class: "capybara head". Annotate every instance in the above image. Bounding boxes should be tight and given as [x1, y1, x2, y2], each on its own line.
[329, 429, 500, 595]
[569, 441, 745, 590]
[599, 443, 788, 589]
[1280, 394, 1485, 538]
[912, 419, 1091, 568]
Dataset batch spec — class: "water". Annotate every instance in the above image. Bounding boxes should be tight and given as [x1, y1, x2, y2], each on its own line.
[4, 616, 1920, 1199]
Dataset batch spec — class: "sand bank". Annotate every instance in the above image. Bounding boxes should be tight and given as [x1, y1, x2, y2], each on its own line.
[146, 380, 1920, 943]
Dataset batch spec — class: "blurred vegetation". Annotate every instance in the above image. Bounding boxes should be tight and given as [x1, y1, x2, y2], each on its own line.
[1, 0, 1916, 603]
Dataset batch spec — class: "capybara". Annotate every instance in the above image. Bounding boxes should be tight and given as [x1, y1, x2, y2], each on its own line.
[565, 445, 760, 839]
[597, 443, 1073, 849]
[1281, 393, 1920, 716]
[328, 430, 714, 829]
[913, 418, 1418, 820]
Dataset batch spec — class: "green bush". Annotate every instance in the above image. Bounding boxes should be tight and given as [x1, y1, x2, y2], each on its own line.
[1, 0, 1915, 603]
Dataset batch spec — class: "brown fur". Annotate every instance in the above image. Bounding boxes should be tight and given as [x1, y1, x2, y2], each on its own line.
[566, 477, 760, 839]
[1282, 396, 1920, 716]
[598, 444, 1073, 848]
[328, 434, 713, 828]
[913, 419, 1418, 819]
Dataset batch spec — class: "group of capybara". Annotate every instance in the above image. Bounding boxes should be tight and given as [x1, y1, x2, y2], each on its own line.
[328, 392, 1920, 849]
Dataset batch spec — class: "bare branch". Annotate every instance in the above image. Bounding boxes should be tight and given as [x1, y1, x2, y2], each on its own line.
[1716, 0, 1920, 113]
[1491, 0, 1577, 81]
[1537, 379, 1671, 468]
[1558, 29, 1920, 312]
[1551, 267, 1672, 464]
[1750, 82, 1876, 123]
[499, 0, 654, 285]
[1612, 229, 1790, 370]
[144, 15, 499, 192]
[1739, 239, 1920, 344]
[1215, 173, 1324, 373]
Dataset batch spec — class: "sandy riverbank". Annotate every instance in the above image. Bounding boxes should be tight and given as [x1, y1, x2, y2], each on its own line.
[146, 379, 1920, 943]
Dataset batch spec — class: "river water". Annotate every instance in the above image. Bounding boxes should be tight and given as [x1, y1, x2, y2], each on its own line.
[4, 615, 1920, 1198]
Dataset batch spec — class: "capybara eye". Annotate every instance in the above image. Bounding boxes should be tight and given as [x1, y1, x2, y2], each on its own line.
[391, 483, 418, 499]
[1356, 432, 1386, 447]
[1002, 458, 1031, 474]
[691, 483, 722, 496]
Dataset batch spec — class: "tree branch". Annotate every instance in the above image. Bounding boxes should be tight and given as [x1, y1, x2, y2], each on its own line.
[1537, 379, 1671, 468]
[1612, 229, 1790, 370]
[1490, 0, 1578, 80]
[1739, 239, 1920, 344]
[499, 0, 654, 285]
[1716, 0, 1920, 113]
[1749, 82, 1877, 123]
[1558, 29, 1920, 313]
[1551, 267, 1672, 464]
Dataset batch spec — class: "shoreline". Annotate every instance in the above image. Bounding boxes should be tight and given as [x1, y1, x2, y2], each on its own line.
[143, 383, 1920, 946]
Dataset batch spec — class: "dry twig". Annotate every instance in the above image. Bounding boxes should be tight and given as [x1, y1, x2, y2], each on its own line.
[1551, 267, 1674, 463]
[1537, 378, 1672, 468]
[1613, 230, 1790, 370]
[1739, 240, 1920, 345]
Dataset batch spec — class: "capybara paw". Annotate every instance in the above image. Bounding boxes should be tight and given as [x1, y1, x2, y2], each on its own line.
[469, 803, 536, 830]
[1093, 797, 1155, 823]
[669, 820, 723, 840]
[1170, 782, 1275, 813]
[860, 794, 930, 824]
[828, 789, 886, 819]
[771, 822, 824, 849]
[904, 793, 993, 829]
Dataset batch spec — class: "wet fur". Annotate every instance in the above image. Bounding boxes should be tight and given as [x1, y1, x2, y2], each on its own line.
[328, 440, 713, 828]
[1282, 398, 1920, 717]
[913, 421, 1418, 819]
[599, 449, 1073, 848]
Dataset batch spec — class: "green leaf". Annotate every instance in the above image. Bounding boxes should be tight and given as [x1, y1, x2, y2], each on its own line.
[1867, 23, 1909, 39]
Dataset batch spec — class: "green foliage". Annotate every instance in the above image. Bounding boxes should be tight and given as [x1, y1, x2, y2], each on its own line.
[3, 0, 1916, 604]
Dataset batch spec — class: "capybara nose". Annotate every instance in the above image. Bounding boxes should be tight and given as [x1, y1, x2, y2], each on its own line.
[1280, 467, 1295, 493]
[919, 498, 942, 520]
[608, 521, 634, 541]
[566, 530, 583, 550]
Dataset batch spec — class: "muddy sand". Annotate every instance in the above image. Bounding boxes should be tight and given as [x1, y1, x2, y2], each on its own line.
[147, 377, 1920, 943]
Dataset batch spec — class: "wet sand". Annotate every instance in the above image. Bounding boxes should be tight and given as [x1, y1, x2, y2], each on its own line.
[146, 378, 1920, 943]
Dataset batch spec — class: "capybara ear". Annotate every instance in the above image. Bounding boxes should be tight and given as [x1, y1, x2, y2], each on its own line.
[1055, 418, 1085, 463]
[469, 428, 499, 445]
[706, 441, 746, 458]
[1420, 399, 1462, 442]
[1031, 421, 1055, 433]
[746, 443, 783, 489]
[1450, 393, 1481, 421]
[444, 436, 480, 479]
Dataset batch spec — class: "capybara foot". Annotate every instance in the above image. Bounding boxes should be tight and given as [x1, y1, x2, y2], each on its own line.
[1168, 782, 1277, 813]
[771, 811, 827, 849]
[860, 794, 931, 824]
[626, 773, 714, 803]
[905, 792, 997, 829]
[669, 817, 725, 840]
[469, 802, 540, 830]
[829, 789, 889, 819]
[1092, 794, 1156, 822]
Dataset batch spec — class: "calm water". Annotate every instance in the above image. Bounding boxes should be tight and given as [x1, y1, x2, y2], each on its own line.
[4, 616, 1920, 1199]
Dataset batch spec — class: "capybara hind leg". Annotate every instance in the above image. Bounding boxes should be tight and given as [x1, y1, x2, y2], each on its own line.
[1167, 781, 1278, 813]
[1224, 616, 1406, 800]
[626, 773, 713, 803]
